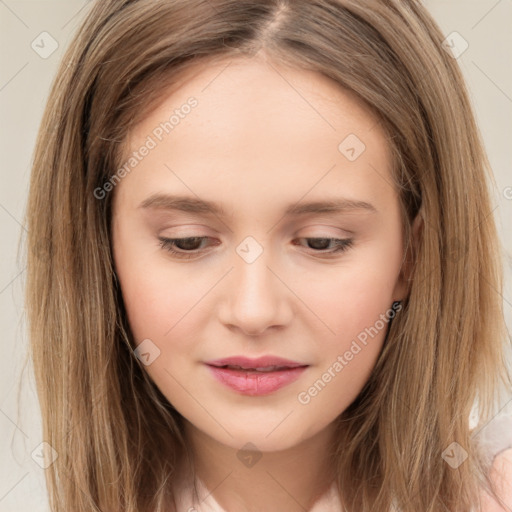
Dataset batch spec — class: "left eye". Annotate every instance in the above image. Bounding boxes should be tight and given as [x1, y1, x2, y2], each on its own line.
[292, 237, 353, 254]
[157, 236, 353, 259]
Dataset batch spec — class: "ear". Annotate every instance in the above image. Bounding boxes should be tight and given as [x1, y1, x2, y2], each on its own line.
[392, 213, 423, 302]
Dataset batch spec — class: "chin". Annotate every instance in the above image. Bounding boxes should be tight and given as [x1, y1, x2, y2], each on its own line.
[210, 425, 312, 453]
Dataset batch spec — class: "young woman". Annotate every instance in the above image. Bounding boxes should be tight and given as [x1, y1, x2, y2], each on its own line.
[24, 1, 512, 510]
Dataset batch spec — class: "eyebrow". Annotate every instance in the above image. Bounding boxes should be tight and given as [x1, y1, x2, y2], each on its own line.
[139, 193, 377, 216]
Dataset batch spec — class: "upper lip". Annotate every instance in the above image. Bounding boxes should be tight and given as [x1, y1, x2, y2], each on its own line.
[205, 356, 308, 370]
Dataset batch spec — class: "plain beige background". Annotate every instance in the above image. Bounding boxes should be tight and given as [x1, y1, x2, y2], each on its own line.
[1, 1, 511, 510]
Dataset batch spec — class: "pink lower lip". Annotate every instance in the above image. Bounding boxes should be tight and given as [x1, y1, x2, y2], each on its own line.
[206, 364, 308, 396]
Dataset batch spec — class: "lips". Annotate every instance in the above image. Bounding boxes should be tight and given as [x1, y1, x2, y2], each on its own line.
[205, 355, 307, 372]
[217, 365, 285, 372]
[205, 356, 309, 395]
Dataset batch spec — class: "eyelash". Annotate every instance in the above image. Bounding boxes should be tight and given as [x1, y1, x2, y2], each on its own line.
[157, 236, 354, 259]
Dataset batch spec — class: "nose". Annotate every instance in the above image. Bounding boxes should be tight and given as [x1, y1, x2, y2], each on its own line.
[217, 248, 293, 336]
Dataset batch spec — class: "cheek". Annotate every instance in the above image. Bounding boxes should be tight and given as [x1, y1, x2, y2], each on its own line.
[292, 233, 403, 411]
[301, 236, 402, 342]
[294, 270, 397, 415]
[118, 263, 205, 346]
[116, 260, 213, 406]
[112, 224, 205, 350]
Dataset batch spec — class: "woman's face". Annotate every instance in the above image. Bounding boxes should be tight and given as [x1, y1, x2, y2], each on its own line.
[111, 54, 408, 452]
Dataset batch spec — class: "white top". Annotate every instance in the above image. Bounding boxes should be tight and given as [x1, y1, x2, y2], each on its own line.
[173, 411, 512, 511]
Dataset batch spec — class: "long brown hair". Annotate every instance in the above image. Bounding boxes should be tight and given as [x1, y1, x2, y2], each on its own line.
[24, 1, 511, 510]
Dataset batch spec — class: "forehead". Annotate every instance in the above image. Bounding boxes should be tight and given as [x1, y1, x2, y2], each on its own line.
[115, 54, 395, 214]
[125, 52, 387, 147]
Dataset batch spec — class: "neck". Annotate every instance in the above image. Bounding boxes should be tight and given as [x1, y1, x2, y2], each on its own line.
[181, 419, 339, 512]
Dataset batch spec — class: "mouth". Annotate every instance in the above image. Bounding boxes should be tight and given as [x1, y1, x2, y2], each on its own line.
[205, 357, 309, 395]
[205, 355, 308, 371]
[208, 364, 306, 372]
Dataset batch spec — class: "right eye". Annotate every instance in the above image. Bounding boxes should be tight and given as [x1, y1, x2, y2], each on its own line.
[158, 236, 215, 259]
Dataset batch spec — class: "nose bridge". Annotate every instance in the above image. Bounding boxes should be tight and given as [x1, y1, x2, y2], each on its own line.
[219, 235, 292, 335]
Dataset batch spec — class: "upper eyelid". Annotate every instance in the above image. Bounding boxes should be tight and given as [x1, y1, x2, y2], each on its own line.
[158, 225, 354, 239]
[159, 235, 353, 250]
[161, 235, 351, 241]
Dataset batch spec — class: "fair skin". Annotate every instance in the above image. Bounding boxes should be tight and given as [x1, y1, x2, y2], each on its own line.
[481, 449, 512, 511]
[111, 52, 415, 511]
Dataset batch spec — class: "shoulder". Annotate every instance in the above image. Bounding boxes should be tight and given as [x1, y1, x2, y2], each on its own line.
[479, 447, 512, 511]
